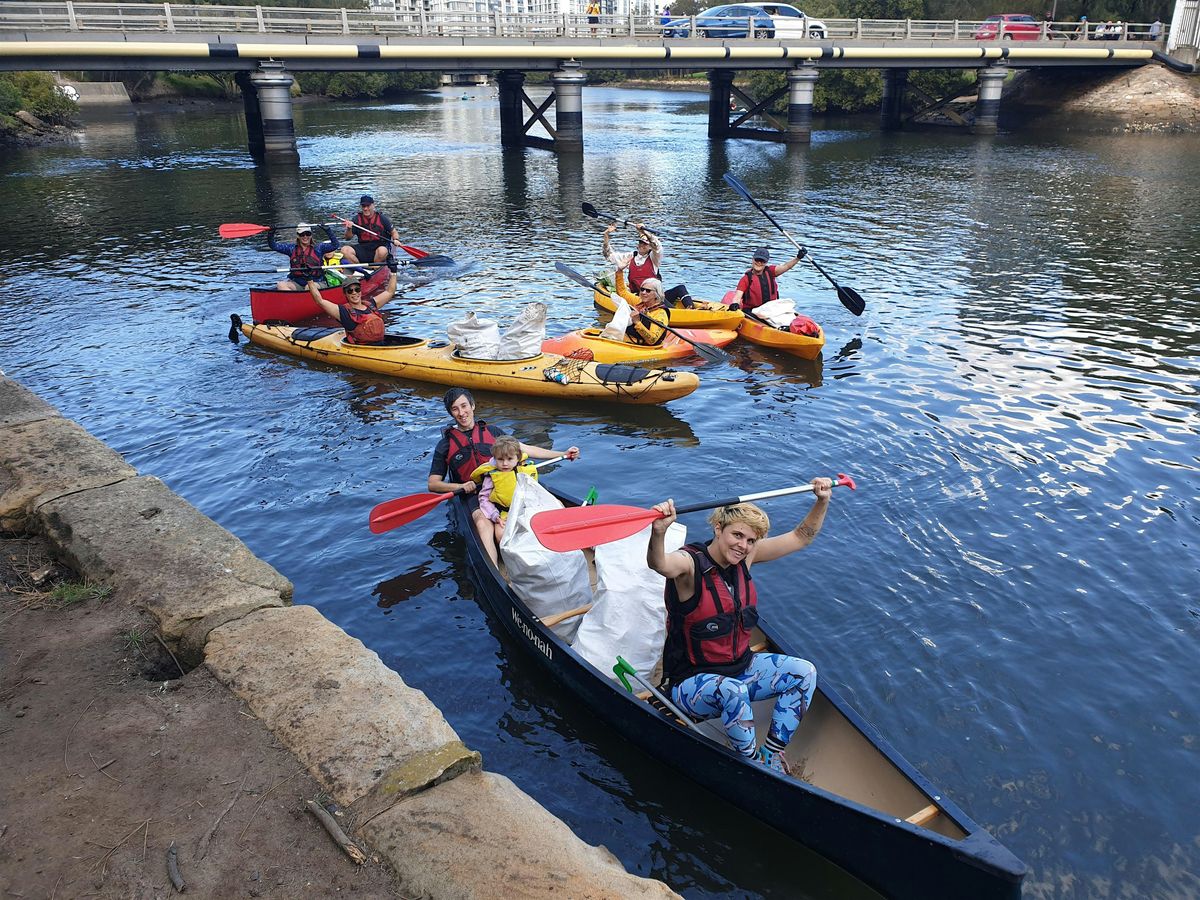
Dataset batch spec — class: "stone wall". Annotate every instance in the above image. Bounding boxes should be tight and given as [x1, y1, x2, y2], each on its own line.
[0, 372, 678, 900]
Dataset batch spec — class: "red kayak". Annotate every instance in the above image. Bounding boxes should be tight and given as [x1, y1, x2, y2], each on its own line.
[249, 265, 392, 324]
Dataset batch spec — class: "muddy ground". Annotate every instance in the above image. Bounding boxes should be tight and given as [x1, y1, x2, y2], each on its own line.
[0, 532, 404, 899]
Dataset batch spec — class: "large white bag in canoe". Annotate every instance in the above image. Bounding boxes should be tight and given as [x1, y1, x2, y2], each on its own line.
[600, 296, 633, 341]
[500, 477, 592, 643]
[446, 312, 501, 359]
[572, 521, 687, 681]
[497, 302, 547, 359]
[752, 298, 798, 329]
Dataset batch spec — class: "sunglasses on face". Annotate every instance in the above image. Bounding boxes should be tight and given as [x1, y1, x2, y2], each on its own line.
[344, 285, 362, 294]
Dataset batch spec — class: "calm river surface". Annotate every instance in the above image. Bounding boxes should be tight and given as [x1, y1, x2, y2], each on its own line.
[2, 87, 1197, 898]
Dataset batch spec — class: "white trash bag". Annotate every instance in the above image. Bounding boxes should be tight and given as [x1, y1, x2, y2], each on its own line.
[447, 312, 501, 359]
[499, 477, 593, 643]
[572, 521, 687, 681]
[497, 301, 547, 359]
[601, 296, 633, 341]
[753, 298, 798, 329]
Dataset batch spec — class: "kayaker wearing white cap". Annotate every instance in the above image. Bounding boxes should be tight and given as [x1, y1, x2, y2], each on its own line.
[603, 222, 663, 293]
[267, 222, 338, 291]
[728, 246, 806, 314]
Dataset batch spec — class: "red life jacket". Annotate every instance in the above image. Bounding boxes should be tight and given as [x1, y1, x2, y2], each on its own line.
[290, 242, 324, 280]
[339, 300, 385, 344]
[444, 422, 497, 484]
[354, 210, 387, 244]
[627, 254, 660, 291]
[662, 543, 760, 686]
[740, 266, 778, 312]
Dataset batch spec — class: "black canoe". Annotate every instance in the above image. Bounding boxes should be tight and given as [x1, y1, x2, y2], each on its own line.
[449, 489, 1026, 900]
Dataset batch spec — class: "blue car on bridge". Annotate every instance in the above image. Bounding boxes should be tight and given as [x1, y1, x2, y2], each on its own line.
[663, 3, 828, 39]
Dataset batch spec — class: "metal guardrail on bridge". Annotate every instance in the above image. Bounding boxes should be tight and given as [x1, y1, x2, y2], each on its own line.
[0, 2, 1168, 43]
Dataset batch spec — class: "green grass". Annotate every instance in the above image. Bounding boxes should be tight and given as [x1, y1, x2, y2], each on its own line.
[121, 626, 148, 653]
[49, 581, 113, 605]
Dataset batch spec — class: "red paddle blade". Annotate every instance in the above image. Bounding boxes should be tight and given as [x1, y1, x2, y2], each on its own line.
[369, 492, 452, 534]
[398, 245, 429, 260]
[219, 222, 270, 238]
[531, 504, 663, 553]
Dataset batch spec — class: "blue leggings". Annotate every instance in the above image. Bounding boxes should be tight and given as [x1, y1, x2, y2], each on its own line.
[670, 653, 817, 759]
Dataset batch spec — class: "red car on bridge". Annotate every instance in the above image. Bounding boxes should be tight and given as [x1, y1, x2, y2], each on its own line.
[973, 13, 1042, 39]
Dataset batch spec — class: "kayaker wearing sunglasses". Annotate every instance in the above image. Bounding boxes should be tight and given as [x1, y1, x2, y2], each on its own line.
[339, 195, 402, 266]
[603, 222, 662, 293]
[305, 269, 400, 345]
[647, 477, 834, 776]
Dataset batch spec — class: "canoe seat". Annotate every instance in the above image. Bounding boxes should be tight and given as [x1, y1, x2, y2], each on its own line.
[905, 804, 941, 827]
[289, 326, 342, 343]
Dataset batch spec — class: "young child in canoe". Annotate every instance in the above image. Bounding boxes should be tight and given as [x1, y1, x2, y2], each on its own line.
[471, 436, 539, 564]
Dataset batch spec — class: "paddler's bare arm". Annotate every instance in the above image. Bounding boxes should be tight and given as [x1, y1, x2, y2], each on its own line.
[753, 477, 833, 563]
[647, 500, 694, 591]
[520, 443, 580, 461]
[372, 271, 401, 309]
[427, 473, 476, 495]
[306, 281, 341, 319]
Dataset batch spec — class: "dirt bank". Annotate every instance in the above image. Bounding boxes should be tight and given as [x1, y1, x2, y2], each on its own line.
[0, 532, 403, 898]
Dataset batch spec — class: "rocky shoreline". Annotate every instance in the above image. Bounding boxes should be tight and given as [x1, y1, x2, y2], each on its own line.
[0, 373, 678, 899]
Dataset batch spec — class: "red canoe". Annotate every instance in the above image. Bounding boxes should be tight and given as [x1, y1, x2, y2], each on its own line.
[248, 265, 391, 324]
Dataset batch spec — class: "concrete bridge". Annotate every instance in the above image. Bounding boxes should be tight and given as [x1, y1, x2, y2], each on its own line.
[2, 2, 1195, 161]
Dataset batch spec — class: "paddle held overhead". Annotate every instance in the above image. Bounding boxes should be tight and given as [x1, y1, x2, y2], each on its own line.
[721, 173, 865, 317]
[532, 474, 856, 553]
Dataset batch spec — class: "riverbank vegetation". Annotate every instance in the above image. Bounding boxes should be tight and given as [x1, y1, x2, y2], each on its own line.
[0, 72, 77, 143]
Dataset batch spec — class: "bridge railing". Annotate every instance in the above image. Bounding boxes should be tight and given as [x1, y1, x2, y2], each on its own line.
[0, 2, 1167, 44]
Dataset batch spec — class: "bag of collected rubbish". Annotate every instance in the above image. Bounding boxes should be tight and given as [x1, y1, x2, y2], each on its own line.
[571, 521, 687, 680]
[600, 297, 633, 341]
[753, 298, 799, 329]
[446, 312, 501, 359]
[789, 314, 820, 336]
[500, 477, 593, 643]
[497, 301, 547, 359]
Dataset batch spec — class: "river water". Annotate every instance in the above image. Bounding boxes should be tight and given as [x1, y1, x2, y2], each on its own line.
[1, 87, 1197, 898]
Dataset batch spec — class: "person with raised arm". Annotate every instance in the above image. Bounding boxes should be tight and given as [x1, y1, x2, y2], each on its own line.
[647, 477, 834, 775]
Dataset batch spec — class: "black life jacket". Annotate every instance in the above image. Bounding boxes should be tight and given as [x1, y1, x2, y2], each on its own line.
[741, 266, 778, 311]
[444, 422, 497, 484]
[662, 543, 760, 686]
[290, 242, 324, 280]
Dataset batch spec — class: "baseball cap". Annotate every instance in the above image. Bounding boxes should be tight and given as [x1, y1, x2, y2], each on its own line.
[296, 223, 313, 234]
[360, 194, 375, 205]
[753, 247, 770, 262]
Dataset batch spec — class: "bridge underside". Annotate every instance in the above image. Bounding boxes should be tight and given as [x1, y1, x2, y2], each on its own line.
[0, 35, 1168, 160]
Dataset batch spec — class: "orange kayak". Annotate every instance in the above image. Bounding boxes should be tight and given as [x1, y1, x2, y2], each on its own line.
[720, 292, 825, 360]
[542, 327, 738, 364]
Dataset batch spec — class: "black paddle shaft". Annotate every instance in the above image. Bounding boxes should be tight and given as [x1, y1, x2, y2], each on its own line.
[582, 203, 662, 237]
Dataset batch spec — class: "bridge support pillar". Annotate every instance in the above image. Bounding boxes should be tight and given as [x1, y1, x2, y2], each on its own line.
[785, 65, 819, 144]
[249, 62, 299, 164]
[235, 72, 265, 161]
[707, 69, 734, 139]
[972, 66, 1006, 135]
[881, 68, 908, 131]
[497, 70, 527, 148]
[550, 61, 586, 153]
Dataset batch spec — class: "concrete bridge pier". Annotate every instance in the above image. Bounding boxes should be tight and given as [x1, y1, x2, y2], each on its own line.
[497, 70, 527, 148]
[971, 66, 1007, 134]
[243, 62, 299, 164]
[881, 68, 908, 131]
[550, 61, 586, 153]
[707, 69, 735, 139]
[786, 65, 819, 143]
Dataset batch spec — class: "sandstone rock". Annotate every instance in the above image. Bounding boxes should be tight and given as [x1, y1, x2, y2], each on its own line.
[1003, 64, 1200, 132]
[0, 375, 60, 428]
[15, 110, 47, 131]
[206, 605, 478, 807]
[362, 770, 681, 900]
[0, 417, 136, 532]
[38, 476, 291, 658]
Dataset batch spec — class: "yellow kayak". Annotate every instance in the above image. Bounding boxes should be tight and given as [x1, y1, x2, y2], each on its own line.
[593, 289, 745, 330]
[542, 327, 738, 364]
[719, 292, 826, 360]
[235, 319, 699, 404]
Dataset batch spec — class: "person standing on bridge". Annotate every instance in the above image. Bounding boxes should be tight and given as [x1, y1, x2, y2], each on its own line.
[586, 0, 601, 35]
[340, 195, 402, 266]
[603, 222, 663, 293]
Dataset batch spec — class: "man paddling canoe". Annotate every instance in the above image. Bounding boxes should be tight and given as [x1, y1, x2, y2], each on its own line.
[428, 388, 580, 564]
[728, 246, 805, 313]
[647, 477, 834, 775]
[340, 195, 402, 266]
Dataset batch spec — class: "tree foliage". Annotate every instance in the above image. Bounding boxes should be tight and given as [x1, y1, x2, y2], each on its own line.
[0, 72, 78, 123]
[295, 70, 440, 98]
